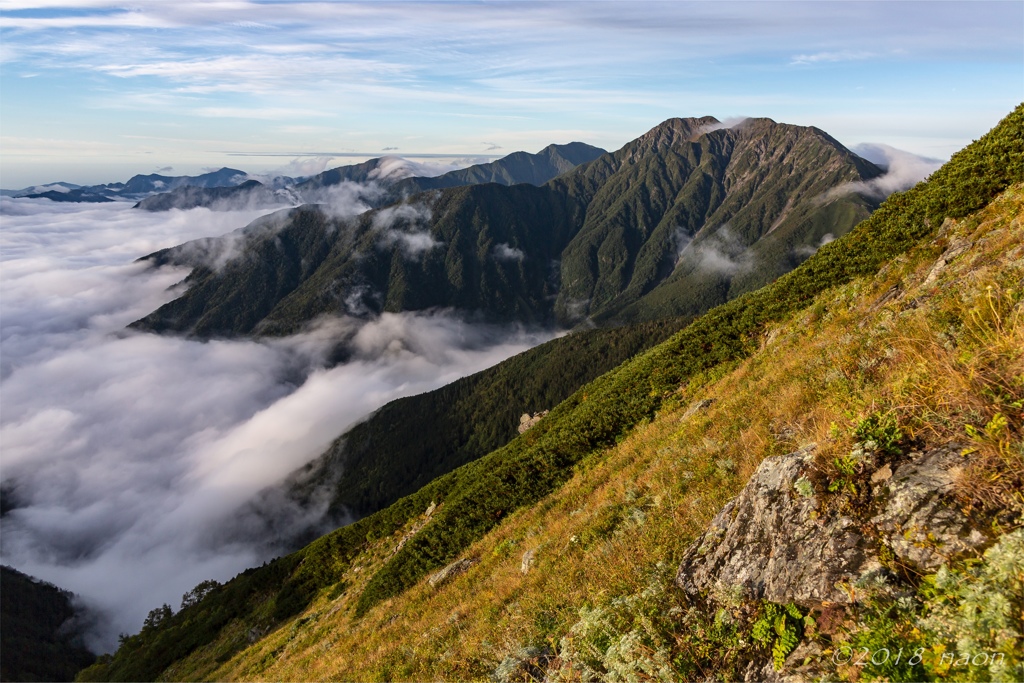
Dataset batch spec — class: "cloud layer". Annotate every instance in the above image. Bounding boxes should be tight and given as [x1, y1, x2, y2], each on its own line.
[0, 199, 550, 651]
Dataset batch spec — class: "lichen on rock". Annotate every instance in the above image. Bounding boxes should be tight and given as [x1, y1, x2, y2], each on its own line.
[676, 442, 992, 608]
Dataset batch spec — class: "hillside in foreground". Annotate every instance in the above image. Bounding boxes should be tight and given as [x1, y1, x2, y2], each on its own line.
[78, 104, 1023, 682]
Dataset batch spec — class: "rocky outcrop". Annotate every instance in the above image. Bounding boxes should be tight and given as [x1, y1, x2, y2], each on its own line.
[675, 442, 990, 607]
[520, 548, 537, 574]
[680, 398, 716, 421]
[871, 444, 988, 571]
[518, 411, 549, 434]
[391, 501, 437, 556]
[427, 557, 479, 588]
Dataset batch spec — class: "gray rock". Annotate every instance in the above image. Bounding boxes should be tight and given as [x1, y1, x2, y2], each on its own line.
[518, 411, 549, 434]
[675, 444, 881, 606]
[428, 557, 479, 588]
[923, 238, 972, 287]
[871, 443, 988, 571]
[676, 442, 991, 609]
[521, 548, 537, 574]
[681, 398, 716, 421]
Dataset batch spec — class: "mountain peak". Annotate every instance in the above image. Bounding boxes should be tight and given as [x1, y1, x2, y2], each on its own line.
[640, 116, 721, 147]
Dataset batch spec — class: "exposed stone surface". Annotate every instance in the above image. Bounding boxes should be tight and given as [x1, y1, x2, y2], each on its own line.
[392, 501, 437, 555]
[520, 548, 537, 574]
[675, 442, 990, 607]
[871, 443, 987, 571]
[518, 411, 549, 434]
[869, 463, 892, 483]
[675, 444, 882, 605]
[428, 557, 479, 588]
[922, 238, 972, 287]
[680, 398, 716, 421]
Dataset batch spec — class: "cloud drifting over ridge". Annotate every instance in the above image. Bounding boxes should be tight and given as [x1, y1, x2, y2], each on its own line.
[816, 144, 944, 204]
[0, 199, 551, 651]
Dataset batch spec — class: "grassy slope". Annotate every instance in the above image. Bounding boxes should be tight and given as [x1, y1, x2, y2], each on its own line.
[78, 104, 1023, 682]
[162, 176, 1024, 683]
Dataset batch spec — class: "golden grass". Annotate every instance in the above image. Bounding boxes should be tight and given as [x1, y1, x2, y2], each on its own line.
[160, 186, 1023, 682]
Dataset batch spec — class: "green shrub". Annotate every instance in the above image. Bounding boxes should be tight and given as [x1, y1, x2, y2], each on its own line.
[751, 602, 804, 670]
[853, 412, 905, 456]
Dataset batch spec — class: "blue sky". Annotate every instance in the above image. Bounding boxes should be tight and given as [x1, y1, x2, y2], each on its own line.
[1, 0, 1022, 187]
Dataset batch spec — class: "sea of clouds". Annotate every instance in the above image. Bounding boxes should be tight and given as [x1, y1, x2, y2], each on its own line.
[0, 196, 550, 651]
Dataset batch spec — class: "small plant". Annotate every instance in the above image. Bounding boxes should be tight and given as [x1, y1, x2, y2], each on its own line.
[853, 413, 904, 456]
[751, 602, 804, 670]
[793, 476, 814, 498]
[828, 454, 859, 494]
[919, 529, 1024, 682]
[492, 538, 517, 558]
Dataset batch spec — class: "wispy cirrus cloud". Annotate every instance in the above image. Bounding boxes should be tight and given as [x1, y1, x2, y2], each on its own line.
[790, 50, 875, 65]
[1, 1, 1021, 187]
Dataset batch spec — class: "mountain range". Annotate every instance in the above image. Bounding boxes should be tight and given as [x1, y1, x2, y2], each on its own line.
[121, 116, 890, 545]
[130, 142, 607, 212]
[129, 116, 882, 338]
[1, 168, 255, 202]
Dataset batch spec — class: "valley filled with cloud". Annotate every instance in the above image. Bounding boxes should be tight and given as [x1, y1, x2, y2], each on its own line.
[0, 198, 550, 649]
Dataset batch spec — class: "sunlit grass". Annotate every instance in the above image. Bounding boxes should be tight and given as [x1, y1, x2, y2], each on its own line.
[169, 185, 1024, 681]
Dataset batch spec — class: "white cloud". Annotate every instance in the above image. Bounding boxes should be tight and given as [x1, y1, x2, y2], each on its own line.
[493, 242, 525, 262]
[818, 143, 944, 203]
[790, 50, 875, 65]
[0, 199, 550, 651]
[372, 201, 441, 258]
[674, 223, 753, 276]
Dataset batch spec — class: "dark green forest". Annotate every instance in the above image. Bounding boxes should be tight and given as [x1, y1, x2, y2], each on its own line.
[1, 566, 95, 682]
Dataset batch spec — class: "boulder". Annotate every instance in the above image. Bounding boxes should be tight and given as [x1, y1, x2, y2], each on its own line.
[675, 445, 881, 605]
[518, 411, 549, 434]
[520, 548, 537, 574]
[428, 557, 479, 588]
[871, 443, 987, 571]
[675, 442, 990, 607]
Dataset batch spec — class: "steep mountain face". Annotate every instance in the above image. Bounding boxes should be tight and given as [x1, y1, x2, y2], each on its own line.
[77, 105, 1024, 683]
[290, 142, 606, 200]
[130, 117, 882, 337]
[291, 157, 398, 194]
[549, 117, 882, 322]
[131, 183, 579, 337]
